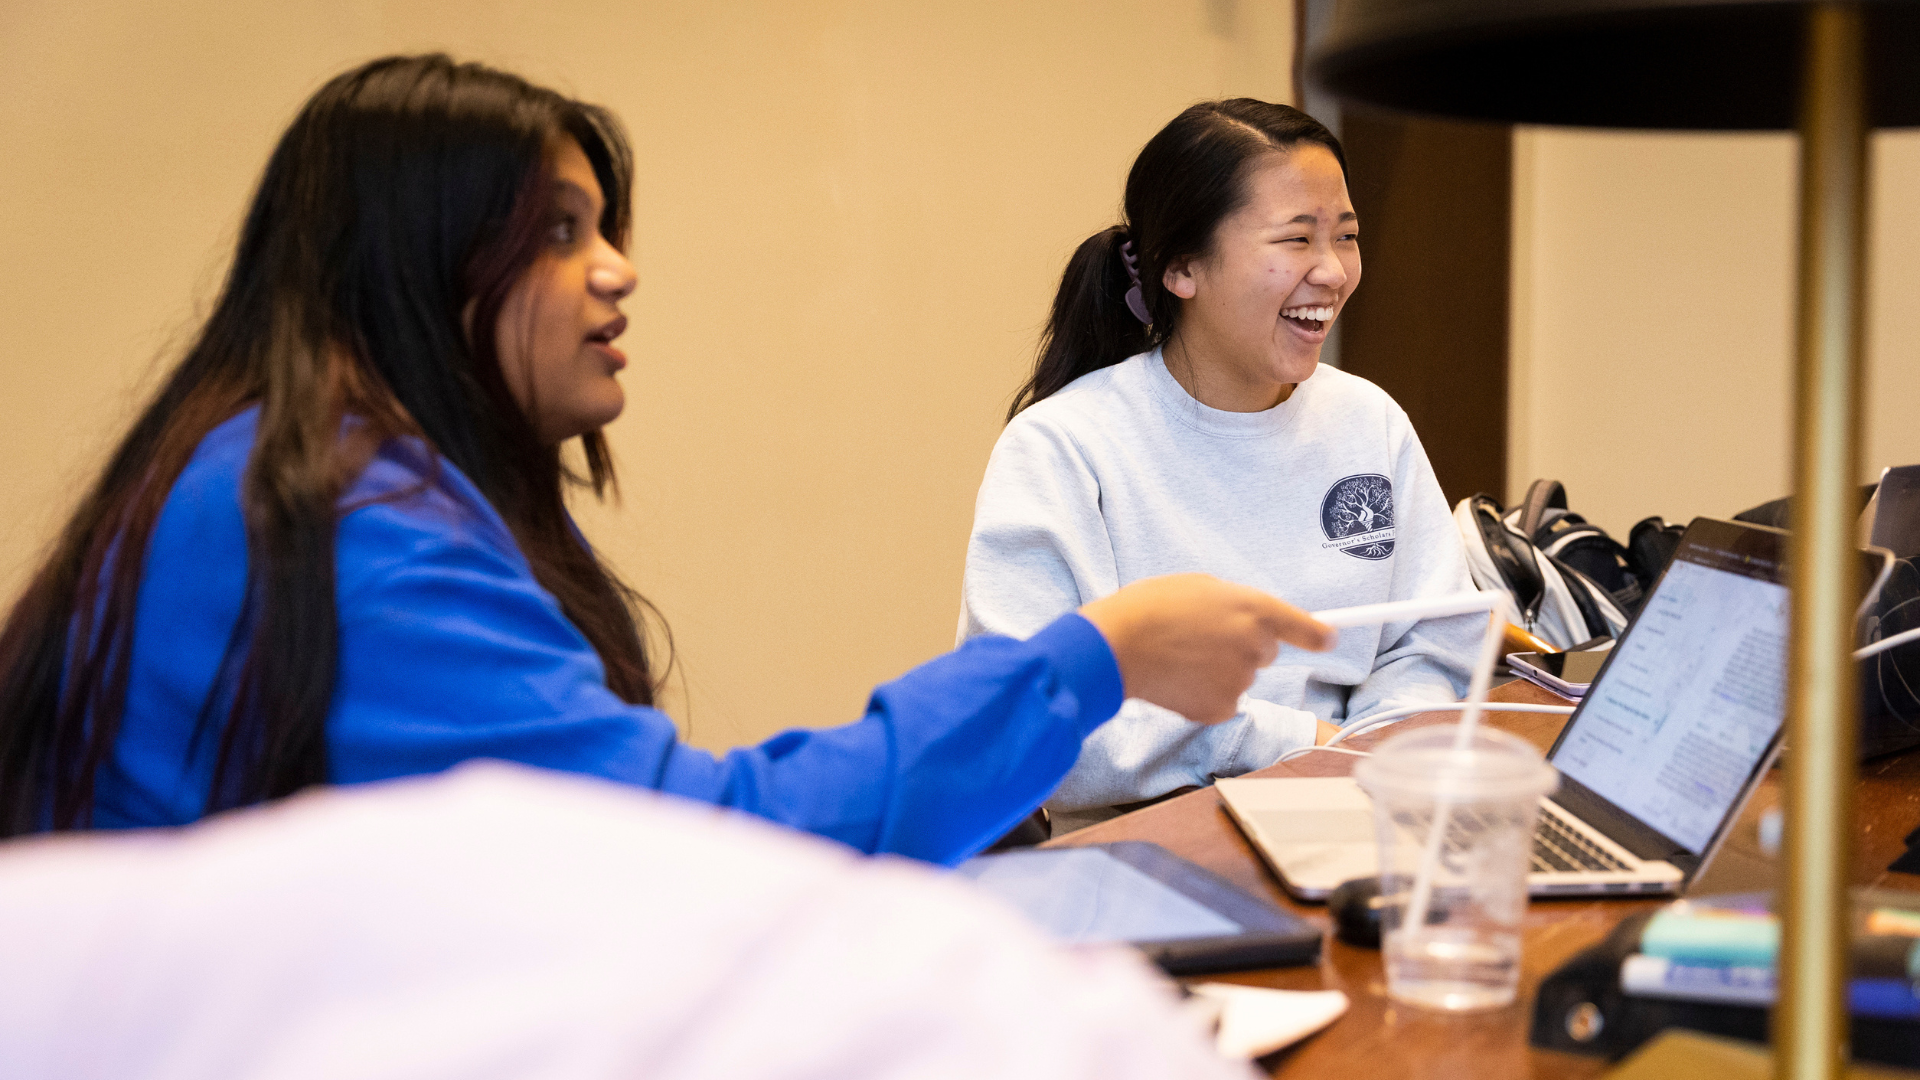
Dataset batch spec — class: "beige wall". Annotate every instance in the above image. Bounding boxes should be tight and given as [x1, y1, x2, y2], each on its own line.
[1509, 126, 1920, 539]
[0, 1, 1295, 751]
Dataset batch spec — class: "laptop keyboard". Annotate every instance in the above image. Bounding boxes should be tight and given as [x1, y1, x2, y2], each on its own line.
[1531, 810, 1630, 873]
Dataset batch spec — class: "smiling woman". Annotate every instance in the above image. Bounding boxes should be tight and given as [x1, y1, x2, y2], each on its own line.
[1160, 143, 1360, 410]
[961, 100, 1482, 825]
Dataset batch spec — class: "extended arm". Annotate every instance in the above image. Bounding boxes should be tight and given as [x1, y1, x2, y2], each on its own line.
[331, 505, 1123, 865]
[333, 497, 1327, 864]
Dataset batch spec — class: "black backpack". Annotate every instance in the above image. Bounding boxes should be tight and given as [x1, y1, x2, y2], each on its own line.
[1454, 480, 1683, 648]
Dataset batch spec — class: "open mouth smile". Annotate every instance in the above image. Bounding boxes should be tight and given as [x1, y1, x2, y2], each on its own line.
[1280, 304, 1335, 335]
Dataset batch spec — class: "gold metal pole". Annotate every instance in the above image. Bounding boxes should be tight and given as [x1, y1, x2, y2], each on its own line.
[1781, 5, 1868, 1080]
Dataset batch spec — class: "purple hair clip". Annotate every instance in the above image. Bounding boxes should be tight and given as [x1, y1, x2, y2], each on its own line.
[1120, 240, 1151, 325]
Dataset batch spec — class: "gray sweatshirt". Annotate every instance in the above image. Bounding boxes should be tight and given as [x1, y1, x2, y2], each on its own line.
[959, 350, 1480, 812]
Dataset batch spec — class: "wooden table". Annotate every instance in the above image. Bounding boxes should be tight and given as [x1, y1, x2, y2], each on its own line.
[1046, 681, 1920, 1078]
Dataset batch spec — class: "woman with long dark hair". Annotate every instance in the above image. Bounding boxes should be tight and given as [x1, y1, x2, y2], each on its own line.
[0, 58, 1329, 862]
[960, 100, 1479, 824]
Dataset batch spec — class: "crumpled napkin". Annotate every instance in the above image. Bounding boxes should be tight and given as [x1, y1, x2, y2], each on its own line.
[1182, 983, 1350, 1060]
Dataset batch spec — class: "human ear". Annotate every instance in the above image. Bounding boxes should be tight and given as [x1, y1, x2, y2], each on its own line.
[1162, 256, 1199, 301]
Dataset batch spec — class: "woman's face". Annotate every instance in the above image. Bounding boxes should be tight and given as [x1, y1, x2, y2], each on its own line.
[1162, 146, 1360, 412]
[496, 139, 638, 444]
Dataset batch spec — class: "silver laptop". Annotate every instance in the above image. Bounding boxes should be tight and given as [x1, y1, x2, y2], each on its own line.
[1221, 517, 1874, 900]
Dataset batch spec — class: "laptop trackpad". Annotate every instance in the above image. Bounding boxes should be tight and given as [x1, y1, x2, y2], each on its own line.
[1240, 805, 1377, 895]
[1258, 810, 1375, 843]
[1216, 777, 1381, 897]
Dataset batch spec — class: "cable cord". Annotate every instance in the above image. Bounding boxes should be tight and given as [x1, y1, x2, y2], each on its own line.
[1274, 745, 1377, 764]
[1856, 623, 1920, 661]
[1273, 701, 1578, 765]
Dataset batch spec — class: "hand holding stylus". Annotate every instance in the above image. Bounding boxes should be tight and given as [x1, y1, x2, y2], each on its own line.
[1079, 574, 1335, 724]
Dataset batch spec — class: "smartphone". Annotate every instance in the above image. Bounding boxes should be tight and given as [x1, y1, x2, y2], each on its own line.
[1510, 649, 1611, 688]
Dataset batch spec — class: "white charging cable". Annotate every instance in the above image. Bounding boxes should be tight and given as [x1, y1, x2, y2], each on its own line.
[1856, 623, 1920, 661]
[1273, 702, 1577, 765]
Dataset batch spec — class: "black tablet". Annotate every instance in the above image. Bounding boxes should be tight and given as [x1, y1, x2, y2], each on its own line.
[954, 840, 1322, 975]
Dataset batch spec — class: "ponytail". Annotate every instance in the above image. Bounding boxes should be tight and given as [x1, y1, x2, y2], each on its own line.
[1006, 226, 1155, 420]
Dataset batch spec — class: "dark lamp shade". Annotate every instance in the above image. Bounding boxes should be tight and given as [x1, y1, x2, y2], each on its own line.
[1310, 0, 1920, 129]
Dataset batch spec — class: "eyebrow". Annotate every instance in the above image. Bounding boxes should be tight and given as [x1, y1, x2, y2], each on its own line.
[1283, 212, 1359, 225]
[554, 177, 604, 215]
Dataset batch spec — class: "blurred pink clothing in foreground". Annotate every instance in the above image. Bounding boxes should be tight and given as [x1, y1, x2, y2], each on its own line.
[0, 762, 1248, 1080]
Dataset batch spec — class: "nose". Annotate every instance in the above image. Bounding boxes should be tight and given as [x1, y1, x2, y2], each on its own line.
[589, 242, 638, 302]
[1306, 242, 1349, 290]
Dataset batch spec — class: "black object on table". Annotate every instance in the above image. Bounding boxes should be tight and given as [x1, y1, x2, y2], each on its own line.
[1530, 912, 1920, 1067]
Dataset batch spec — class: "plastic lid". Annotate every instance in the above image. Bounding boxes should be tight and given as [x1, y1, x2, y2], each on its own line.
[1352, 723, 1560, 804]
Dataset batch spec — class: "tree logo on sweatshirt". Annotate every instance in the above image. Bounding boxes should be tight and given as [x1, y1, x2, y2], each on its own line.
[1320, 474, 1396, 560]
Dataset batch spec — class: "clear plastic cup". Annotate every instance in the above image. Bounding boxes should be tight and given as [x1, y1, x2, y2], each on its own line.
[1352, 724, 1559, 1011]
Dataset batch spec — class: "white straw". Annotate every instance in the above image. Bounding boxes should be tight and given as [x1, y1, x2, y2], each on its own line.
[1454, 593, 1513, 745]
[1392, 592, 1512, 945]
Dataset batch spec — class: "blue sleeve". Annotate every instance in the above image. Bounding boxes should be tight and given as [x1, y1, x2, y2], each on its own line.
[329, 497, 1123, 865]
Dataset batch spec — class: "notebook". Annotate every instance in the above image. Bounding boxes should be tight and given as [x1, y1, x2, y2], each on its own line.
[1220, 517, 1878, 900]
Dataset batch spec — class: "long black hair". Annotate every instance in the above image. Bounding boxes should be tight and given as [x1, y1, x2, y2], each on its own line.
[0, 55, 665, 834]
[1007, 99, 1346, 419]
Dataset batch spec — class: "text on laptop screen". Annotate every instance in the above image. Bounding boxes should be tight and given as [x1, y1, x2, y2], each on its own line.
[1551, 555, 1788, 855]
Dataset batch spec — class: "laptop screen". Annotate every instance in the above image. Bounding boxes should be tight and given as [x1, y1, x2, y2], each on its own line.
[1549, 525, 1789, 856]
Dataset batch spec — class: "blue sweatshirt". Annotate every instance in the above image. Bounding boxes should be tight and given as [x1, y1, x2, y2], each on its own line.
[93, 409, 1123, 864]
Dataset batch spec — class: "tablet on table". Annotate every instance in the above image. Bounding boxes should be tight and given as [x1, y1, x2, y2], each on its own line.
[955, 841, 1322, 975]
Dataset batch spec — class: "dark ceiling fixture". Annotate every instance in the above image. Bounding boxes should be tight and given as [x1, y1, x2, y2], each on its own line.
[1311, 0, 1920, 128]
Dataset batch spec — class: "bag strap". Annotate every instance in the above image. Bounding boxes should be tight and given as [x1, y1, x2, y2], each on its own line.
[1627, 516, 1685, 586]
[1519, 479, 1569, 540]
[1468, 494, 1546, 627]
[1557, 557, 1632, 637]
[1546, 552, 1612, 640]
[1540, 522, 1608, 559]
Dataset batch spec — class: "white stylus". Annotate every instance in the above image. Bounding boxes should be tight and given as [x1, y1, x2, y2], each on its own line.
[1317, 590, 1920, 657]
[1309, 591, 1502, 630]
[1298, 590, 1510, 742]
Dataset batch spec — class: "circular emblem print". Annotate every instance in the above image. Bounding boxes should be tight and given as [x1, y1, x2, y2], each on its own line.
[1320, 474, 1396, 560]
